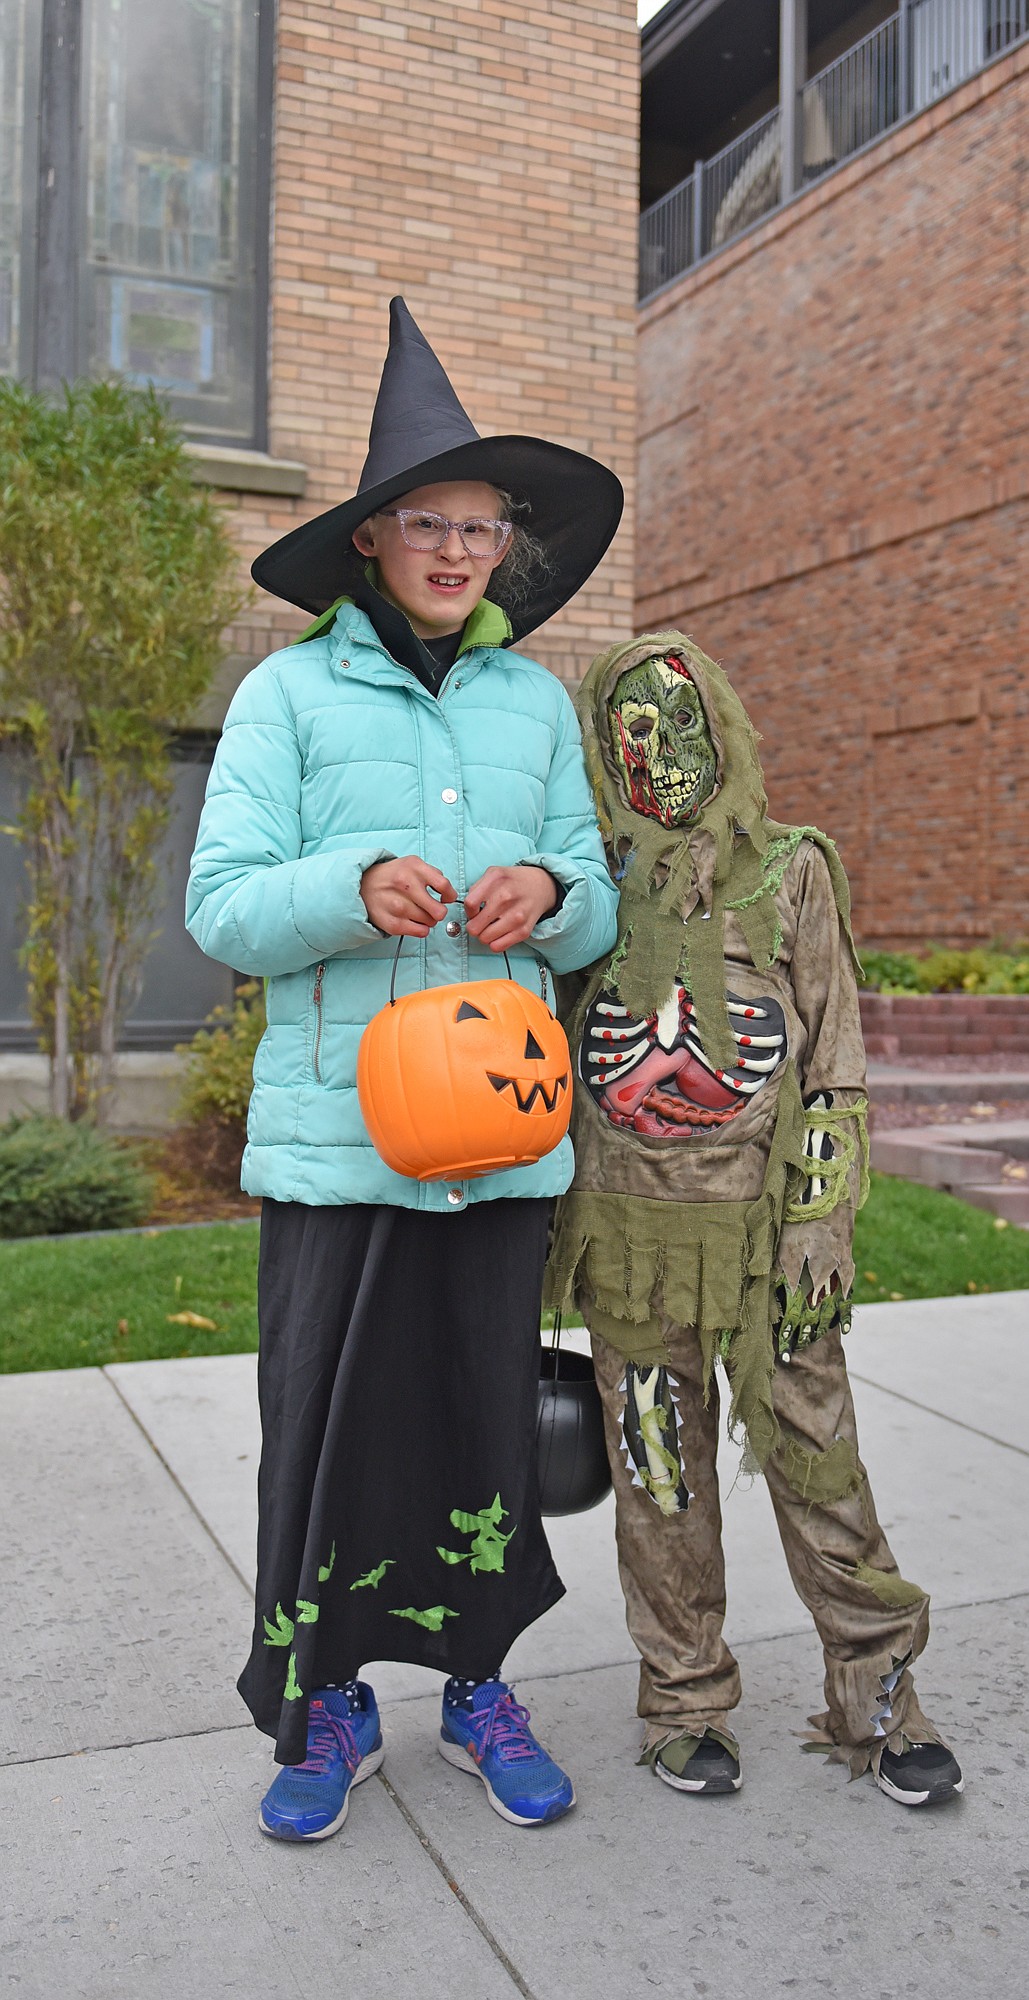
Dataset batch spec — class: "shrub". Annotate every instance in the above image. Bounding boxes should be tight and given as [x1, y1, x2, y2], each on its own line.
[178, 980, 265, 1130]
[859, 945, 1029, 994]
[915, 948, 1029, 995]
[0, 377, 245, 1120]
[0, 1117, 152, 1238]
[859, 950, 920, 991]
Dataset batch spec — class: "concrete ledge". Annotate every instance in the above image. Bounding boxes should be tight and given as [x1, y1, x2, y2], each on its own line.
[184, 443, 308, 497]
[0, 1051, 188, 1132]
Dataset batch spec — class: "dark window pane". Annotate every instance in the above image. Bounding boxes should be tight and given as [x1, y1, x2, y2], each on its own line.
[84, 0, 261, 441]
[0, 743, 235, 1049]
[0, 0, 39, 379]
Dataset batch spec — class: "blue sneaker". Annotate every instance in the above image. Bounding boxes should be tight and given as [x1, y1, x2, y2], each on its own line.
[258, 1683, 384, 1840]
[439, 1679, 575, 1826]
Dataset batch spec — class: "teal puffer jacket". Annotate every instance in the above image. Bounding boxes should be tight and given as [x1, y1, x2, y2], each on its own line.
[186, 602, 619, 1210]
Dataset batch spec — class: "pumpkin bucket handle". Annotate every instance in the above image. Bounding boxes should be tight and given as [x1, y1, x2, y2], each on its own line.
[388, 933, 514, 1005]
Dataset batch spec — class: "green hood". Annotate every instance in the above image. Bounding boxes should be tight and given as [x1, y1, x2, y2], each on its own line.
[576, 631, 859, 1071]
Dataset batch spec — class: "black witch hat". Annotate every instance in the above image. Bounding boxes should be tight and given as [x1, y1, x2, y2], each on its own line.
[251, 298, 624, 644]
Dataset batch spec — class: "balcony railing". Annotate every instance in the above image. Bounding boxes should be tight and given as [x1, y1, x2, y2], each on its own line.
[639, 0, 1028, 301]
[802, 16, 899, 183]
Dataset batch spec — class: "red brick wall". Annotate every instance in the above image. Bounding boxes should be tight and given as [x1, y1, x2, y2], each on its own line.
[215, 0, 639, 690]
[636, 45, 1029, 952]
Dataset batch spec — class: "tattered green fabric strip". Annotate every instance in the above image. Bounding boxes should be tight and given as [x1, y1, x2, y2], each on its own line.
[785, 1096, 870, 1224]
[551, 1065, 860, 1503]
[637, 1726, 739, 1772]
[852, 1561, 927, 1609]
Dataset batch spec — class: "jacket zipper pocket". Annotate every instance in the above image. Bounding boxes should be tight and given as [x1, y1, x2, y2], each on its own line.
[312, 962, 325, 1081]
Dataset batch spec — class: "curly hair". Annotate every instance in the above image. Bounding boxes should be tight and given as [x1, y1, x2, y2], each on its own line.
[487, 487, 555, 623]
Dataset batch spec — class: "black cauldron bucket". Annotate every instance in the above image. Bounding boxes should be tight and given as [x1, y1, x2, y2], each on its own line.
[536, 1321, 612, 1516]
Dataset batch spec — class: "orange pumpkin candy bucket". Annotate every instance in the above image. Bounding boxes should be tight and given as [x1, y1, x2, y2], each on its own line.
[357, 947, 572, 1182]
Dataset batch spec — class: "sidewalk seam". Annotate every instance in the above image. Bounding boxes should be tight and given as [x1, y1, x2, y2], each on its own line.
[847, 1371, 1029, 1460]
[102, 1364, 256, 1595]
[1, 1717, 254, 1770]
[376, 1768, 540, 2000]
[6, 1584, 1027, 1772]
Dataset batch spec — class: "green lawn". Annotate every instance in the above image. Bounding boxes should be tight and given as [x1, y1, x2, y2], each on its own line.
[2, 1174, 1027, 1375]
[0, 1223, 260, 1374]
[850, 1172, 1029, 1303]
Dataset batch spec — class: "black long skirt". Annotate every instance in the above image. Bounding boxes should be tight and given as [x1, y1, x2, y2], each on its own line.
[238, 1197, 564, 1763]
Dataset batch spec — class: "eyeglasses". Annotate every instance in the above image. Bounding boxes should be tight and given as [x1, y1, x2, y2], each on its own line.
[377, 508, 513, 559]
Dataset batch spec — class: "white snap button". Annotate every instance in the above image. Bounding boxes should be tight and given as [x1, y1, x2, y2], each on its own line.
[447, 1187, 464, 1206]
[445, 920, 461, 937]
[441, 787, 458, 804]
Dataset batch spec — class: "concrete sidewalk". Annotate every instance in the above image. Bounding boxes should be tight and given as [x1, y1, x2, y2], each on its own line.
[2, 1294, 1028, 2000]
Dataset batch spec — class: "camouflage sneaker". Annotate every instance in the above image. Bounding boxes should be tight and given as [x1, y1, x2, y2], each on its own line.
[652, 1727, 742, 1795]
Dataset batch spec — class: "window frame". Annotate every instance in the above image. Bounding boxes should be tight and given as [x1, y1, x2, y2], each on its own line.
[27, 0, 273, 449]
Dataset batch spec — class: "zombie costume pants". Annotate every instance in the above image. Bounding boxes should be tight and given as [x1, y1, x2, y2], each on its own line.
[241, 1198, 564, 1764]
[590, 1317, 936, 1768]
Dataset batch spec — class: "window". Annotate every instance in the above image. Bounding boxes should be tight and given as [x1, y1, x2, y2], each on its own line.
[84, 0, 264, 440]
[0, 0, 38, 379]
[2, 0, 269, 445]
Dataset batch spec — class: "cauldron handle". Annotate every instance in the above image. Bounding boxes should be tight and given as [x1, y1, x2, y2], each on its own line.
[389, 931, 513, 1004]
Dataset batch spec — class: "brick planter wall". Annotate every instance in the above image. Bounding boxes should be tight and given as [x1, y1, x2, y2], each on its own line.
[860, 992, 1029, 1059]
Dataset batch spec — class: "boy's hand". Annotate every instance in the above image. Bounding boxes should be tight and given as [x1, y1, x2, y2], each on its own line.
[465, 865, 559, 952]
[360, 857, 457, 937]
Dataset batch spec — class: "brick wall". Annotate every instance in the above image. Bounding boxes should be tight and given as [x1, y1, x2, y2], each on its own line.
[636, 45, 1029, 952]
[213, 0, 639, 695]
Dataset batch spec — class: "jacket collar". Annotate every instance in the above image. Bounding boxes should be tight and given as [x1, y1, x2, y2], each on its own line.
[291, 570, 512, 664]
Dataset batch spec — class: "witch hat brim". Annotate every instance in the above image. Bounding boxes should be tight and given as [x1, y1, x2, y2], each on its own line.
[251, 299, 624, 643]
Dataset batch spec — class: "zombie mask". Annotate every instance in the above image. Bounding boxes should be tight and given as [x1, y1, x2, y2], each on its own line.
[607, 653, 717, 826]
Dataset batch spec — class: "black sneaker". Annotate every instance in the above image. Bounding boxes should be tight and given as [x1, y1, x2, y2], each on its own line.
[654, 1729, 742, 1795]
[874, 1740, 964, 1807]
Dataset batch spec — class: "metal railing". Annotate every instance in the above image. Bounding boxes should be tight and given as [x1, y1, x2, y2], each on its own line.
[638, 176, 694, 303]
[802, 16, 899, 183]
[706, 108, 782, 254]
[639, 0, 1029, 301]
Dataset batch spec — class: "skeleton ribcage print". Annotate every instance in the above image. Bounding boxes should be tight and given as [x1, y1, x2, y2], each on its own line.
[580, 984, 787, 1138]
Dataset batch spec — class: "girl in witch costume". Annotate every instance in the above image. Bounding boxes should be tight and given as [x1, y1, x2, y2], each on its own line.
[187, 299, 622, 1839]
[545, 633, 964, 1809]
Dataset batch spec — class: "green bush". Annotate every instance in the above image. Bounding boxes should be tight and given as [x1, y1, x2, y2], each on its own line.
[860, 945, 1029, 994]
[178, 981, 265, 1129]
[859, 950, 920, 991]
[0, 1117, 153, 1238]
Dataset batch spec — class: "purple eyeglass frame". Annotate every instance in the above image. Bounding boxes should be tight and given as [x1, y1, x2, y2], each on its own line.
[377, 507, 513, 559]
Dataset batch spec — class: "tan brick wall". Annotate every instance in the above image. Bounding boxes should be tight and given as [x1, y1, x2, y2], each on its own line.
[215, 0, 639, 695]
[636, 46, 1029, 951]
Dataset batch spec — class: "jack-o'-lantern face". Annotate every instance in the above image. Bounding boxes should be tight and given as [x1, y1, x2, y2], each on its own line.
[357, 979, 571, 1181]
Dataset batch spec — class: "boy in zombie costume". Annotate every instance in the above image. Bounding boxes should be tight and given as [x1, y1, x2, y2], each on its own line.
[545, 632, 963, 1808]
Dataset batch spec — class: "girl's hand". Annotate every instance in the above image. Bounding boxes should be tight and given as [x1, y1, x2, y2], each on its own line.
[360, 857, 457, 937]
[464, 865, 559, 952]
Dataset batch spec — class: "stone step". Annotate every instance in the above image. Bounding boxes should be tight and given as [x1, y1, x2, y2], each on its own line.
[927, 1121, 1029, 1161]
[959, 1183, 1029, 1226]
[871, 1133, 1011, 1187]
